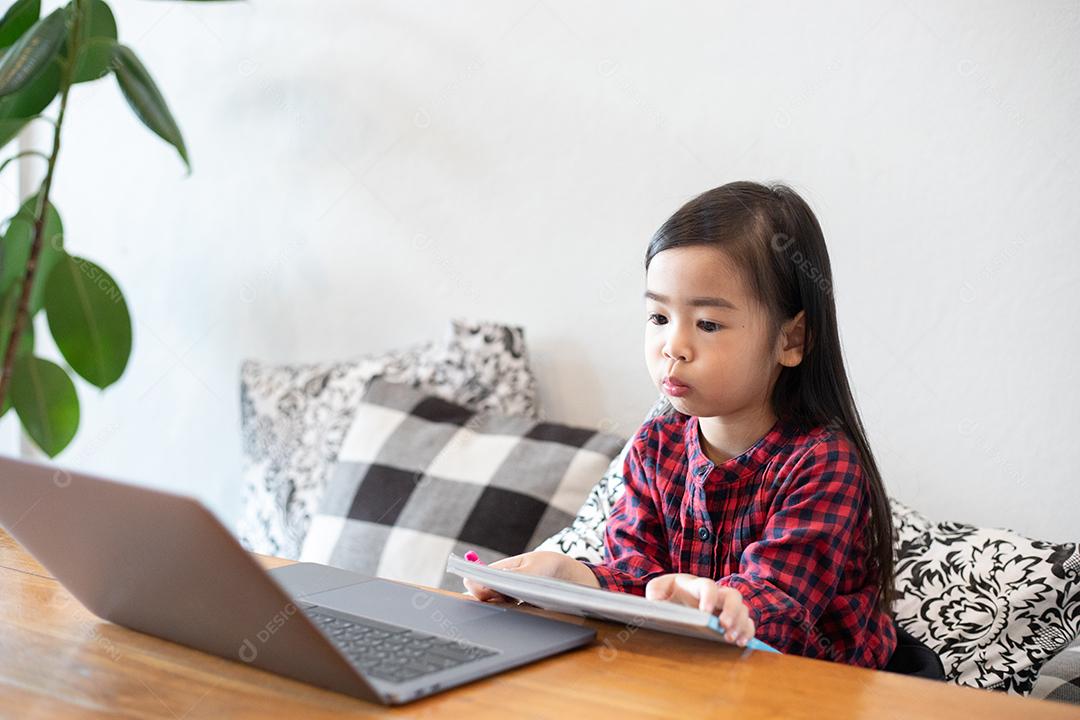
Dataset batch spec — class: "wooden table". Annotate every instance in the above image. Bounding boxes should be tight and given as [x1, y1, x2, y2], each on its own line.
[2, 529, 1076, 719]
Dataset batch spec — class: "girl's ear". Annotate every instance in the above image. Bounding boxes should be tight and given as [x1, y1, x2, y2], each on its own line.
[777, 310, 807, 367]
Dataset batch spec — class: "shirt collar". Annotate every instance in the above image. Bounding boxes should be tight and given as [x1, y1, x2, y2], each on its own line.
[686, 414, 792, 482]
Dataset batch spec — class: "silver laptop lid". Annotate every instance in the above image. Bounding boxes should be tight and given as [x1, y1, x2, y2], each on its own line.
[0, 455, 378, 702]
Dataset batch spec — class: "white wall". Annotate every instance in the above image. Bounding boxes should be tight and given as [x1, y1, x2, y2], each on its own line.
[4, 0, 1076, 542]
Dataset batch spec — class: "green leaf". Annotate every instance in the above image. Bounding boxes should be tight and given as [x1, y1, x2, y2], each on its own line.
[11, 353, 78, 456]
[44, 253, 132, 389]
[0, 0, 40, 50]
[0, 194, 64, 314]
[0, 50, 59, 148]
[65, 0, 117, 84]
[0, 48, 56, 116]
[111, 44, 189, 171]
[0, 8, 66, 98]
[0, 116, 25, 147]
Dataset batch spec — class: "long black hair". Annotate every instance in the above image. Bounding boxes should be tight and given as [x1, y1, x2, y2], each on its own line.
[645, 181, 895, 616]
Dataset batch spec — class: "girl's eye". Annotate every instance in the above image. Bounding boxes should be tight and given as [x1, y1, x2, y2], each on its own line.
[647, 313, 667, 325]
[698, 320, 723, 333]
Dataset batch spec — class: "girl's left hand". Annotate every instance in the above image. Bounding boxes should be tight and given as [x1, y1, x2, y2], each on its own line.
[645, 573, 755, 647]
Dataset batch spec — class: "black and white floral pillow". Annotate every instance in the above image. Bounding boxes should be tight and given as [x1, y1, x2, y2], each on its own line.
[538, 397, 1080, 696]
[891, 500, 1080, 694]
[239, 319, 540, 558]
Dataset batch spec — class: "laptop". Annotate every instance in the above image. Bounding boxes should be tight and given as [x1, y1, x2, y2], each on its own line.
[0, 455, 596, 705]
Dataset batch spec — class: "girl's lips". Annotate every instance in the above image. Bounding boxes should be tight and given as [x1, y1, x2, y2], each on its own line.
[662, 378, 690, 396]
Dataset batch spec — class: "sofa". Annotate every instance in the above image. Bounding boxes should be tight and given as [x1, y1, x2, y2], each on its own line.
[238, 318, 1080, 704]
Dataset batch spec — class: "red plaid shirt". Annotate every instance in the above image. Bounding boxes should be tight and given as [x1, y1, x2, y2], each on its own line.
[582, 413, 897, 668]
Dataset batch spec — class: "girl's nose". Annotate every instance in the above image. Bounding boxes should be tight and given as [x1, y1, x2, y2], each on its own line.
[662, 338, 690, 363]
[664, 347, 688, 362]
[660, 320, 692, 363]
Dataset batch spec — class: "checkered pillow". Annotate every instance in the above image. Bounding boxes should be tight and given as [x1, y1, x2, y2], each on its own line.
[299, 378, 626, 591]
[1032, 635, 1080, 705]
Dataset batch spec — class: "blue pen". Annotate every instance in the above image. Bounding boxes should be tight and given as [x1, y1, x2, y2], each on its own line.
[707, 615, 781, 654]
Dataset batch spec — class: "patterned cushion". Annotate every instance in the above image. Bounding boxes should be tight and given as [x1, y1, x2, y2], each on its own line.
[538, 395, 1080, 695]
[239, 319, 539, 558]
[299, 378, 626, 591]
[892, 500, 1080, 694]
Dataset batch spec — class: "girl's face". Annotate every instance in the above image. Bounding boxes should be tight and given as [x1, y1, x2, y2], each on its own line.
[644, 245, 802, 421]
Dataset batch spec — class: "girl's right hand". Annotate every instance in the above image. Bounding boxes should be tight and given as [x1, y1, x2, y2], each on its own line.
[462, 550, 599, 601]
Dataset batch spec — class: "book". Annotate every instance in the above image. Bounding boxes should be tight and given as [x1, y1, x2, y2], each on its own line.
[445, 553, 779, 653]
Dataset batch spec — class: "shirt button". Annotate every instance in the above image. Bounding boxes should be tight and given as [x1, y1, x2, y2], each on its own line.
[698, 527, 711, 541]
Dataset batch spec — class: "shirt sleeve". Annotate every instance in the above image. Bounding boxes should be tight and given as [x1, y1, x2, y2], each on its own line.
[715, 435, 869, 659]
[579, 432, 671, 595]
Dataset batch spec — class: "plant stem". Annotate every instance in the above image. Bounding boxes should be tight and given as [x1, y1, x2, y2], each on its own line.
[0, 1, 84, 411]
[0, 150, 50, 177]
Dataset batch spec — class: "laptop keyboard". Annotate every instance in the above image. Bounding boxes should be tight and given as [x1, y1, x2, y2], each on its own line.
[305, 607, 500, 684]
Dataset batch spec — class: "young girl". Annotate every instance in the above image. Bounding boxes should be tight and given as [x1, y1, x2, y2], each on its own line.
[464, 181, 898, 668]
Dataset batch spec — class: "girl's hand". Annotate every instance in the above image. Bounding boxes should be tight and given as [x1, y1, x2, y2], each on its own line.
[462, 550, 599, 602]
[645, 573, 755, 647]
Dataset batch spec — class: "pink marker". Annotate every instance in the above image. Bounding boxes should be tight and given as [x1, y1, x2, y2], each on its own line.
[464, 550, 484, 564]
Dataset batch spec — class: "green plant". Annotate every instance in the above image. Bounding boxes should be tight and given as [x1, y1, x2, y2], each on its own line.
[0, 0, 232, 457]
